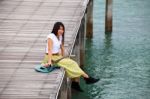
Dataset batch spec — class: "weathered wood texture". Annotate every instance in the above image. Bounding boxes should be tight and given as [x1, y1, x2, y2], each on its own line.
[0, 0, 89, 99]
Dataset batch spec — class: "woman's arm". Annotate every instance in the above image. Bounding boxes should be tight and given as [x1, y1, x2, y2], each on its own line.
[47, 38, 53, 65]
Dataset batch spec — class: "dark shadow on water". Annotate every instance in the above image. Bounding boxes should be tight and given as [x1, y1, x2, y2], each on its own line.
[99, 32, 115, 95]
[100, 32, 113, 76]
[104, 33, 112, 49]
[72, 89, 90, 99]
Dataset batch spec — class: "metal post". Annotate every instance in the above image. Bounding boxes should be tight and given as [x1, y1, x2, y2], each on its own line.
[105, 0, 113, 33]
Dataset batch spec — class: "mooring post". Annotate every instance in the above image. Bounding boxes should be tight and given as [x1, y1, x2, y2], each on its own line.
[86, 0, 93, 38]
[105, 0, 113, 33]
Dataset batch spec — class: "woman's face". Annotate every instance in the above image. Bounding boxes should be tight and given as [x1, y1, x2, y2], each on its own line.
[57, 26, 64, 36]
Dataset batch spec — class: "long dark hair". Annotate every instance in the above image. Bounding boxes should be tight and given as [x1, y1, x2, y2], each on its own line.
[51, 22, 65, 43]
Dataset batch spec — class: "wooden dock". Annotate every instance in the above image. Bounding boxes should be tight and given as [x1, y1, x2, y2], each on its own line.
[0, 0, 89, 99]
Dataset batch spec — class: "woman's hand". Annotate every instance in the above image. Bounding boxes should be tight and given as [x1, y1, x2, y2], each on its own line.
[48, 61, 52, 66]
[44, 63, 52, 67]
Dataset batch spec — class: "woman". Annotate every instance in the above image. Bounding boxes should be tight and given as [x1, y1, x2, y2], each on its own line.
[40, 22, 99, 92]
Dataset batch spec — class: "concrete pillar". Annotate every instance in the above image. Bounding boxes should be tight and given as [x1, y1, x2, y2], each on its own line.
[105, 0, 113, 33]
[86, 0, 93, 38]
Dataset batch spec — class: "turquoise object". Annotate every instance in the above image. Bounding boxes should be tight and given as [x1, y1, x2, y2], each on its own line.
[35, 65, 60, 73]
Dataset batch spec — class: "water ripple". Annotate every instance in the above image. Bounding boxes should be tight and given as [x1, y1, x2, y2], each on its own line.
[72, 0, 150, 99]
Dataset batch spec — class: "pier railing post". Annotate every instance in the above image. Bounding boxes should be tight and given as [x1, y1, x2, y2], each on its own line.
[105, 0, 113, 33]
[86, 0, 93, 38]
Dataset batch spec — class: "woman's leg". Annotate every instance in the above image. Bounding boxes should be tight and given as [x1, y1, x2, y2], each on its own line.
[57, 57, 99, 83]
[71, 77, 84, 92]
[81, 71, 89, 78]
[57, 58, 87, 78]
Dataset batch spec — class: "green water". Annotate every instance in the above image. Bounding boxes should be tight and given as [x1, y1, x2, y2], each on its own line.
[72, 0, 150, 99]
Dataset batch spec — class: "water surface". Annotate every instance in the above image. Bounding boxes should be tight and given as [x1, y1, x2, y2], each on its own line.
[72, 0, 150, 99]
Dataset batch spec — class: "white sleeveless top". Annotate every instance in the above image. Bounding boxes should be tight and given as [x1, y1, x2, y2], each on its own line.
[45, 33, 62, 53]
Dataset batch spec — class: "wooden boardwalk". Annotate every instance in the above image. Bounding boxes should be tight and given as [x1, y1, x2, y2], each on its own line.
[0, 0, 89, 99]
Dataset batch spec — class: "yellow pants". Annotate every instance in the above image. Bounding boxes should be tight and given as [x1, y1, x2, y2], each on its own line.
[41, 55, 85, 78]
